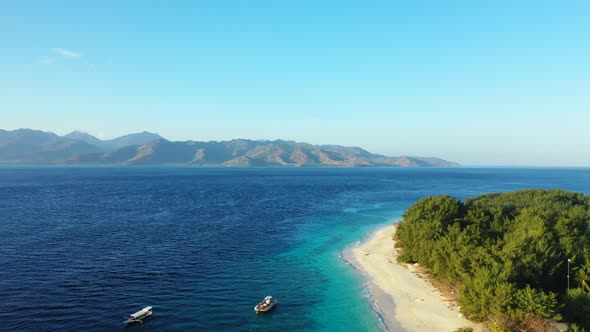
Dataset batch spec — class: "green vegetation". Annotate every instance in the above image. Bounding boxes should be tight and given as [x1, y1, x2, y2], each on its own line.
[454, 327, 474, 332]
[395, 190, 590, 331]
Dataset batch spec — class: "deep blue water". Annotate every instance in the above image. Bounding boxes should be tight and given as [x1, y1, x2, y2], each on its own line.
[1, 167, 590, 331]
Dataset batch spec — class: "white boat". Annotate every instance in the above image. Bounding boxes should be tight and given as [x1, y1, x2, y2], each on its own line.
[254, 295, 277, 313]
[123, 306, 153, 324]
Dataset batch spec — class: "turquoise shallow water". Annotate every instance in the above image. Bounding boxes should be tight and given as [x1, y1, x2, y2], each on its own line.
[1, 167, 590, 331]
[284, 208, 400, 332]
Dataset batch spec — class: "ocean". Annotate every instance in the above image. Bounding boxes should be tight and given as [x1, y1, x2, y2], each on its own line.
[1, 167, 589, 331]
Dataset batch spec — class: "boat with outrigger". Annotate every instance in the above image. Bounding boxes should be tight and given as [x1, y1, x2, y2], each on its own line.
[254, 295, 277, 313]
[123, 306, 153, 324]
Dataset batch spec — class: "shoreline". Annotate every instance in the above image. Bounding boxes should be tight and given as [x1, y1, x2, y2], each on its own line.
[344, 223, 478, 332]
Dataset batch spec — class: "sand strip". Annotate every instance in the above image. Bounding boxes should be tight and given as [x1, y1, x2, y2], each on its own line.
[348, 224, 479, 332]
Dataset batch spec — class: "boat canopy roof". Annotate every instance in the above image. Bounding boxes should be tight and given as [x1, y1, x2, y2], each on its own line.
[130, 307, 152, 319]
[264, 296, 272, 300]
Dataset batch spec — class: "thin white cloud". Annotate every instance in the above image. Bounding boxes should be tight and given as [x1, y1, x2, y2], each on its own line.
[36, 56, 54, 65]
[52, 47, 81, 58]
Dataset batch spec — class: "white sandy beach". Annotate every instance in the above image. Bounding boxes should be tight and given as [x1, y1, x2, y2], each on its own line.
[351, 224, 480, 332]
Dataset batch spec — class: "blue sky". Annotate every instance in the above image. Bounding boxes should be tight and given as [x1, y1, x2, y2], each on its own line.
[1, 1, 589, 166]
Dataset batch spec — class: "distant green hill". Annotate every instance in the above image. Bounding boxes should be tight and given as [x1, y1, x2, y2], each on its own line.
[0, 129, 101, 163]
[395, 189, 590, 331]
[64, 130, 162, 150]
[0, 129, 459, 167]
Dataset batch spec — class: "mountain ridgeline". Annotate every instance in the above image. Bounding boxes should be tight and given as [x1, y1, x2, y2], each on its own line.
[0, 129, 459, 167]
[395, 190, 590, 331]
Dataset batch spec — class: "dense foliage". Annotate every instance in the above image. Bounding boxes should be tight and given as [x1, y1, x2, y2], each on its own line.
[395, 190, 590, 331]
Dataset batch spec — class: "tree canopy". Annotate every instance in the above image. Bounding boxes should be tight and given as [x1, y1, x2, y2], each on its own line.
[395, 190, 590, 331]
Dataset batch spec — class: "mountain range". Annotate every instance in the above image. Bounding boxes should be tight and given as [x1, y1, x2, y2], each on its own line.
[0, 129, 459, 167]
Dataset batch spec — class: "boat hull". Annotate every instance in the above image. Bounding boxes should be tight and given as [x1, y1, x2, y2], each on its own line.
[123, 310, 152, 324]
[254, 302, 277, 313]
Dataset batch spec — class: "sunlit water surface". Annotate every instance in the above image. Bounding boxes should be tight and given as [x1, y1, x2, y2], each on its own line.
[1, 167, 589, 331]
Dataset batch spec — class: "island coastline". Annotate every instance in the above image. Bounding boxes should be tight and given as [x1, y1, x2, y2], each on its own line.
[344, 223, 479, 332]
